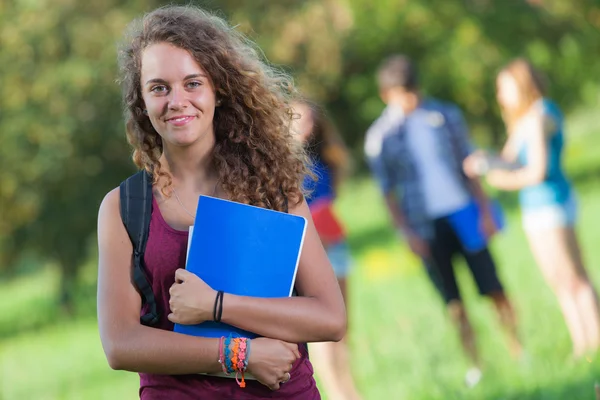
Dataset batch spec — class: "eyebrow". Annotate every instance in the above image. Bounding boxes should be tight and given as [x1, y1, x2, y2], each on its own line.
[145, 73, 207, 85]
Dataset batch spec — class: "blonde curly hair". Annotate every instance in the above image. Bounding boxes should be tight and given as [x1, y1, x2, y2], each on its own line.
[117, 5, 309, 211]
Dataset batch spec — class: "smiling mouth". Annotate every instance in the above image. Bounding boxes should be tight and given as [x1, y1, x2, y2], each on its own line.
[166, 115, 196, 126]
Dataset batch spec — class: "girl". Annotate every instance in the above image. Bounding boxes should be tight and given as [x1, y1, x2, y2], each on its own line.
[464, 58, 600, 357]
[97, 6, 346, 399]
[291, 100, 362, 400]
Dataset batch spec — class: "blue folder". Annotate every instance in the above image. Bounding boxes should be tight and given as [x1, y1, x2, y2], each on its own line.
[446, 200, 505, 253]
[174, 195, 307, 339]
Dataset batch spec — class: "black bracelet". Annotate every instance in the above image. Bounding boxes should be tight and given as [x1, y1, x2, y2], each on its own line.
[216, 290, 225, 322]
[213, 291, 221, 322]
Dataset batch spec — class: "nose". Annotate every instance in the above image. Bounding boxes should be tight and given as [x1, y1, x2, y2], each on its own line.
[168, 86, 187, 110]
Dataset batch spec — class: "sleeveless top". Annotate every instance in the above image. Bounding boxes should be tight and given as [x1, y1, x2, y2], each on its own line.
[516, 98, 572, 209]
[138, 197, 321, 400]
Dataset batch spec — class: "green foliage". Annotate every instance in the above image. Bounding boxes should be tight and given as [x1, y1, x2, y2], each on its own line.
[1, 0, 599, 306]
[3, 169, 600, 399]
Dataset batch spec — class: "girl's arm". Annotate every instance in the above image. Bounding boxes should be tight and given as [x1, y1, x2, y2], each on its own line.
[97, 188, 299, 379]
[97, 188, 224, 374]
[168, 198, 347, 344]
[486, 113, 550, 191]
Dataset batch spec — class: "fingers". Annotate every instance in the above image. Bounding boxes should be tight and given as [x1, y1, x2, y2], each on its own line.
[174, 268, 191, 283]
[283, 342, 300, 356]
[167, 312, 178, 323]
[268, 371, 291, 391]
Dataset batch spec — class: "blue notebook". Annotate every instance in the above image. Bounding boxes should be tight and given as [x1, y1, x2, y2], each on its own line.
[174, 195, 307, 339]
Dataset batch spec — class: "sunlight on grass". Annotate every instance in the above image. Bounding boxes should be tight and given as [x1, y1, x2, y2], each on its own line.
[2, 107, 600, 399]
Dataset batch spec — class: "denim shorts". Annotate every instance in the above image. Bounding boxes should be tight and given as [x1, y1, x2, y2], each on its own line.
[522, 193, 577, 232]
[326, 241, 352, 279]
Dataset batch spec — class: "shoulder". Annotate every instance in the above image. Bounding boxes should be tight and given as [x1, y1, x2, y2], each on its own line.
[429, 99, 463, 118]
[420, 99, 464, 128]
[523, 98, 559, 137]
[539, 98, 563, 126]
[98, 186, 122, 223]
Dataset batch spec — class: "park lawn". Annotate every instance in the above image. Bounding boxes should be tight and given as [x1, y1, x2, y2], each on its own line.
[1, 109, 600, 399]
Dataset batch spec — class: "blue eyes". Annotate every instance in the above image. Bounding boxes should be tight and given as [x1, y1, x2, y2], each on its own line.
[149, 81, 202, 94]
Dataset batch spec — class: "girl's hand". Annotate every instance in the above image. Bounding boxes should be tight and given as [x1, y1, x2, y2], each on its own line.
[463, 151, 489, 178]
[247, 338, 300, 391]
[168, 269, 216, 325]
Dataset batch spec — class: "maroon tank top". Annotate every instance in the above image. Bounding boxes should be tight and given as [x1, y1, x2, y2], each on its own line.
[139, 197, 321, 399]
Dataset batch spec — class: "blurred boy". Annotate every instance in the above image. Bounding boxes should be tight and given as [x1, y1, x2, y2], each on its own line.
[364, 54, 522, 387]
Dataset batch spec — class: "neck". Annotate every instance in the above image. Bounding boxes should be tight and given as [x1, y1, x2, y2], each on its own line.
[160, 133, 218, 191]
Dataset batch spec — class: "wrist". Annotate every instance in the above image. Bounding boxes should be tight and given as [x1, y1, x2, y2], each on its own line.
[220, 335, 250, 387]
[213, 290, 224, 322]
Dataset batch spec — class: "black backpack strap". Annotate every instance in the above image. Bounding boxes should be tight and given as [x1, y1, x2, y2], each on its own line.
[119, 170, 160, 326]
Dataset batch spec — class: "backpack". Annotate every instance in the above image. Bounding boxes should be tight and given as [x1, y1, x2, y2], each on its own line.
[119, 170, 159, 326]
[119, 169, 293, 327]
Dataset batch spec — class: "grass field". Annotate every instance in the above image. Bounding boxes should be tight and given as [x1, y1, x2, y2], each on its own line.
[1, 107, 600, 399]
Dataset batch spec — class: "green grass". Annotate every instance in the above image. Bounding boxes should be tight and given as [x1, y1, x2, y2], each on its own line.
[2, 109, 600, 399]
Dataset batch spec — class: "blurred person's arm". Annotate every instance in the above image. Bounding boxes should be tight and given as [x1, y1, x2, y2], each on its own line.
[383, 191, 430, 257]
[365, 134, 429, 257]
[364, 131, 404, 229]
[444, 106, 493, 210]
[444, 105, 496, 236]
[96, 188, 300, 380]
[485, 113, 550, 191]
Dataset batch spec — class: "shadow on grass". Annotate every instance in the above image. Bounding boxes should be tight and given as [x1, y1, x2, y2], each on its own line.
[486, 374, 599, 400]
[0, 279, 97, 340]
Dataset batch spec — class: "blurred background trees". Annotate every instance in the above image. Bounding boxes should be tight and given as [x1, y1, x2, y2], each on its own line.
[1, 0, 599, 309]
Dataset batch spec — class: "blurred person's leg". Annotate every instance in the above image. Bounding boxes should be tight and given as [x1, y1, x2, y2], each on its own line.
[523, 196, 599, 356]
[526, 226, 587, 356]
[310, 243, 362, 400]
[488, 292, 522, 358]
[463, 247, 522, 358]
[562, 225, 600, 352]
[427, 218, 482, 380]
[562, 194, 600, 351]
[564, 226, 600, 352]
[310, 341, 347, 400]
[333, 278, 362, 400]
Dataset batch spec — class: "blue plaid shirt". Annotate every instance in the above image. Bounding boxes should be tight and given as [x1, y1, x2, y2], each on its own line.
[364, 99, 475, 240]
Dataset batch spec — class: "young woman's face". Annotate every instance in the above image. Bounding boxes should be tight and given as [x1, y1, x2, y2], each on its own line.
[496, 71, 521, 111]
[290, 102, 314, 144]
[140, 42, 217, 147]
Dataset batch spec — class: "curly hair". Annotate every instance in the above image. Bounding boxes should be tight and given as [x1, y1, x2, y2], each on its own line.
[117, 5, 309, 211]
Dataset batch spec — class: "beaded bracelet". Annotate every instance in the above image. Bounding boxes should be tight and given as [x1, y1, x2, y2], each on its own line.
[218, 336, 229, 375]
[224, 336, 234, 374]
[216, 335, 252, 387]
[234, 338, 248, 388]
